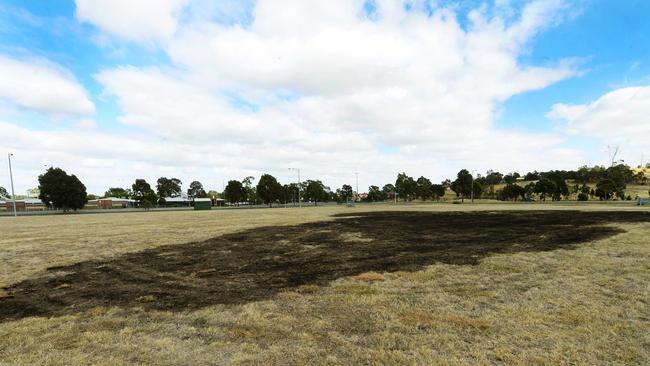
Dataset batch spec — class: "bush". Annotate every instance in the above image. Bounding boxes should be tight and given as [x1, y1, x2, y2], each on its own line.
[577, 192, 589, 201]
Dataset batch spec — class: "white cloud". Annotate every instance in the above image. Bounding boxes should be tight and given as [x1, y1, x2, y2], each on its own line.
[549, 86, 650, 163]
[3, 0, 589, 194]
[0, 54, 94, 116]
[75, 0, 190, 43]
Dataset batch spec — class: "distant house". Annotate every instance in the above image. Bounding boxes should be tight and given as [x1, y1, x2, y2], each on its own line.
[163, 192, 192, 207]
[5, 198, 45, 211]
[95, 197, 136, 209]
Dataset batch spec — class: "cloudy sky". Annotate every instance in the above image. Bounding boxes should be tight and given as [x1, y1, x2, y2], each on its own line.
[1, 0, 649, 195]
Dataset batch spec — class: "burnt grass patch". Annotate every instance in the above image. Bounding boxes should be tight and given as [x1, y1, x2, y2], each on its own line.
[1, 210, 648, 321]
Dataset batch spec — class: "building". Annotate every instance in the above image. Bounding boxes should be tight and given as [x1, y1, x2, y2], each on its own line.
[95, 197, 136, 209]
[5, 198, 45, 211]
[194, 198, 212, 210]
[163, 192, 192, 207]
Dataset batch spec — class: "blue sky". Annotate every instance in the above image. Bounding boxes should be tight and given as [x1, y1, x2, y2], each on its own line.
[1, 0, 649, 194]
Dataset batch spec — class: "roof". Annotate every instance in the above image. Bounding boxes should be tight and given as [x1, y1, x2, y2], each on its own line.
[100, 197, 136, 203]
[194, 198, 212, 202]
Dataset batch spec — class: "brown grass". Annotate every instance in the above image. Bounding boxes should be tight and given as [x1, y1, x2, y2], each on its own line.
[0, 203, 649, 365]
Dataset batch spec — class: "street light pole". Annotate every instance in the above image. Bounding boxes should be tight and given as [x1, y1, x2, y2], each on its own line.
[354, 172, 359, 202]
[8, 153, 16, 217]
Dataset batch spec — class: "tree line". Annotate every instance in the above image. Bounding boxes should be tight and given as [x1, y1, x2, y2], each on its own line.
[3, 163, 647, 211]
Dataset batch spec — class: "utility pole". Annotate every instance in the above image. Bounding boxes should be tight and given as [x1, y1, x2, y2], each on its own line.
[288, 168, 301, 208]
[8, 153, 16, 217]
[354, 172, 359, 202]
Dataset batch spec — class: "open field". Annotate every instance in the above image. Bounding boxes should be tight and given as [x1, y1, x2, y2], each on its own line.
[1, 203, 649, 364]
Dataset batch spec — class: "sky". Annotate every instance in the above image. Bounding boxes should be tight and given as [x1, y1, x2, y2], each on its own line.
[1, 0, 649, 195]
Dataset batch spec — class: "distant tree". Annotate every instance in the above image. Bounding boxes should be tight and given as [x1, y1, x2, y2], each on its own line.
[524, 171, 540, 181]
[431, 184, 446, 201]
[303, 180, 328, 206]
[543, 172, 570, 201]
[242, 176, 257, 204]
[131, 179, 158, 207]
[282, 183, 300, 205]
[382, 184, 395, 200]
[594, 179, 620, 200]
[223, 180, 245, 205]
[87, 194, 98, 200]
[256, 174, 283, 207]
[206, 190, 220, 199]
[156, 177, 182, 198]
[38, 167, 88, 211]
[503, 173, 520, 185]
[395, 173, 416, 201]
[484, 171, 503, 186]
[451, 169, 473, 202]
[367, 185, 384, 202]
[534, 178, 556, 202]
[104, 187, 131, 198]
[499, 183, 526, 201]
[415, 176, 433, 201]
[340, 184, 354, 203]
[187, 181, 207, 199]
[0, 186, 8, 199]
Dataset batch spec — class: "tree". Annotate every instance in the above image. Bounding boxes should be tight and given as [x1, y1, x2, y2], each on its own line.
[156, 177, 182, 198]
[256, 174, 283, 207]
[38, 167, 88, 211]
[242, 176, 257, 204]
[367, 185, 384, 202]
[303, 180, 328, 206]
[187, 181, 207, 199]
[104, 187, 131, 198]
[340, 184, 354, 203]
[223, 180, 245, 205]
[499, 183, 526, 201]
[395, 173, 416, 201]
[131, 179, 158, 207]
[415, 176, 433, 201]
[382, 184, 396, 201]
[543, 172, 569, 201]
[484, 171, 503, 186]
[594, 179, 620, 200]
[0, 186, 9, 199]
[431, 184, 446, 201]
[534, 178, 556, 202]
[451, 169, 473, 202]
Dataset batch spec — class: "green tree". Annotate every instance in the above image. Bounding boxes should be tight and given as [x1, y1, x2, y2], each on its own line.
[499, 183, 526, 201]
[38, 167, 88, 211]
[256, 174, 283, 207]
[0, 186, 9, 199]
[156, 177, 182, 198]
[367, 185, 384, 201]
[242, 176, 257, 204]
[594, 179, 619, 200]
[303, 180, 328, 206]
[534, 178, 556, 202]
[451, 169, 473, 202]
[223, 180, 245, 205]
[131, 179, 158, 207]
[104, 187, 131, 198]
[415, 176, 433, 201]
[431, 184, 446, 201]
[340, 184, 354, 203]
[382, 184, 395, 201]
[484, 171, 503, 186]
[395, 173, 416, 201]
[187, 181, 207, 199]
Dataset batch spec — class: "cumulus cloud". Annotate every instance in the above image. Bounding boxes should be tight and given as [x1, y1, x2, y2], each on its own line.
[75, 0, 190, 42]
[0, 54, 94, 116]
[549, 86, 650, 163]
[5, 0, 589, 193]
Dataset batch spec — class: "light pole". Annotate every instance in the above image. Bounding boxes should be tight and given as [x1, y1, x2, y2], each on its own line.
[8, 153, 16, 217]
[288, 168, 301, 208]
[354, 172, 359, 202]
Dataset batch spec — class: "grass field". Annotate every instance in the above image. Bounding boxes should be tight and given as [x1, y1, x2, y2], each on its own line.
[1, 203, 649, 365]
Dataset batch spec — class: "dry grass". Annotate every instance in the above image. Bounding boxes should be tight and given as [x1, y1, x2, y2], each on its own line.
[1, 203, 649, 365]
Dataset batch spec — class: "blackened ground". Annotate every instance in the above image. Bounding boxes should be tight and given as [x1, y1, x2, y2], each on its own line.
[1, 210, 648, 321]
